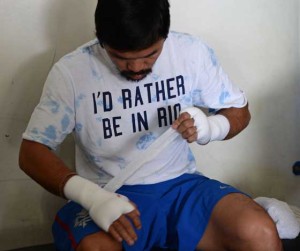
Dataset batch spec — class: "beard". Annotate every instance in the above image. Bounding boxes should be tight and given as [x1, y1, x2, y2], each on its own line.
[120, 68, 152, 82]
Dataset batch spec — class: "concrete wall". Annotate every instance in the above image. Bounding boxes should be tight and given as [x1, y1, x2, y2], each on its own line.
[172, 0, 300, 203]
[0, 0, 98, 249]
[0, 0, 299, 249]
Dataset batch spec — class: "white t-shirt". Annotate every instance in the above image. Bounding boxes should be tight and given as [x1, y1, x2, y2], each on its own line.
[23, 31, 247, 186]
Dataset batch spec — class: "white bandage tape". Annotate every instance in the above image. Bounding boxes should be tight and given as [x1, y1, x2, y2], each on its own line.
[104, 127, 179, 192]
[181, 107, 230, 145]
[64, 175, 134, 231]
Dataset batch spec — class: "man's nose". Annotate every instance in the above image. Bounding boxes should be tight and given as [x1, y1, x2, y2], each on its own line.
[127, 59, 144, 73]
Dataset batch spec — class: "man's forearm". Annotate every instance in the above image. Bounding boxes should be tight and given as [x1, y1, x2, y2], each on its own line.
[19, 139, 76, 197]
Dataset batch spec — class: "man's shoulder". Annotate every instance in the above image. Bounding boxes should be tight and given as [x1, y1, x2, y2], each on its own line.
[166, 31, 208, 59]
[59, 38, 100, 64]
[168, 31, 201, 43]
[167, 31, 207, 50]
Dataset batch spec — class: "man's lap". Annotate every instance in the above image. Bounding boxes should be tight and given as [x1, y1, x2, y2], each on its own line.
[52, 173, 244, 251]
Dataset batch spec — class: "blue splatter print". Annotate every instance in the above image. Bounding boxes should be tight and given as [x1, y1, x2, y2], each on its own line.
[30, 128, 39, 135]
[41, 138, 50, 145]
[136, 132, 156, 150]
[116, 157, 126, 169]
[42, 125, 57, 140]
[192, 89, 204, 106]
[82, 46, 93, 55]
[44, 100, 59, 114]
[97, 99, 104, 107]
[83, 46, 102, 80]
[187, 149, 196, 162]
[75, 94, 86, 108]
[61, 114, 70, 132]
[75, 123, 83, 132]
[219, 84, 230, 105]
[117, 96, 123, 104]
[207, 46, 218, 67]
[172, 31, 197, 45]
[96, 117, 103, 122]
[65, 106, 73, 114]
[86, 153, 103, 164]
[91, 69, 99, 79]
[151, 73, 160, 81]
[208, 108, 217, 114]
[179, 93, 192, 106]
[96, 138, 102, 147]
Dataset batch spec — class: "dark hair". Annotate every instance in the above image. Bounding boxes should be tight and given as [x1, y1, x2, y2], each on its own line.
[95, 0, 170, 51]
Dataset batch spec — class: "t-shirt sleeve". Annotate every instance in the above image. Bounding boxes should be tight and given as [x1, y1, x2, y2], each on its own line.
[192, 41, 247, 110]
[22, 62, 75, 150]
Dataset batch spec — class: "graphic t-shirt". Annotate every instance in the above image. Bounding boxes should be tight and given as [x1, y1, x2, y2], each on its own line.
[23, 31, 247, 186]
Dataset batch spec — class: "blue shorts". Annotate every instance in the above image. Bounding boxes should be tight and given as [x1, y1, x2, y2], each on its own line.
[52, 173, 244, 251]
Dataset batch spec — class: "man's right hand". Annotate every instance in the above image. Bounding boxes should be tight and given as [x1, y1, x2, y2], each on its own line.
[108, 206, 141, 245]
[64, 175, 141, 245]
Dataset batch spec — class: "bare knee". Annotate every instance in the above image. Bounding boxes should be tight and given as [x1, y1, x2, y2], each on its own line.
[76, 231, 122, 251]
[235, 207, 283, 251]
[197, 194, 283, 251]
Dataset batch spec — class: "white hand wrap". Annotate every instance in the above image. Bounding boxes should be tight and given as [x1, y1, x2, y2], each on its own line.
[255, 197, 300, 239]
[64, 175, 135, 231]
[181, 107, 230, 145]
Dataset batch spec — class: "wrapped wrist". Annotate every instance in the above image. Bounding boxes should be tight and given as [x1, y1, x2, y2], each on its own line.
[181, 107, 230, 145]
[207, 114, 230, 142]
[63, 175, 134, 231]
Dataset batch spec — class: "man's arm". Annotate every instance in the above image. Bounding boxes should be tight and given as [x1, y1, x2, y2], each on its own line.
[19, 139, 75, 197]
[217, 103, 251, 140]
[172, 103, 251, 143]
[19, 139, 141, 245]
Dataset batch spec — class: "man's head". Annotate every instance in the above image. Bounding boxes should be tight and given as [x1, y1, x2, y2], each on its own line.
[95, 0, 170, 81]
[95, 0, 170, 51]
